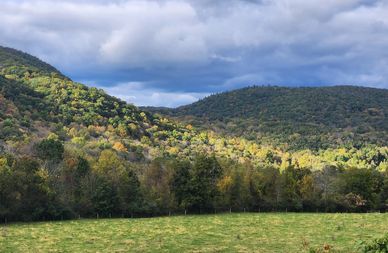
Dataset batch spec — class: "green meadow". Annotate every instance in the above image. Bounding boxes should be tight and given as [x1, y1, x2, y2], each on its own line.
[1, 213, 387, 253]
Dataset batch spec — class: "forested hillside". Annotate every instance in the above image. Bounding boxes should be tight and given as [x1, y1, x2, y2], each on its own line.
[0, 46, 387, 222]
[147, 86, 388, 150]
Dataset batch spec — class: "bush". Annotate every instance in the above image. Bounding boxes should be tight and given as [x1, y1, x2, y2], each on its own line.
[358, 234, 388, 253]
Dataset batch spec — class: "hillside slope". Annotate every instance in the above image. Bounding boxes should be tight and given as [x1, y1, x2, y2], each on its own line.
[147, 86, 388, 150]
[1, 46, 387, 222]
[0, 46, 387, 166]
[0, 46, 66, 79]
[0, 46, 190, 160]
[0, 46, 285, 166]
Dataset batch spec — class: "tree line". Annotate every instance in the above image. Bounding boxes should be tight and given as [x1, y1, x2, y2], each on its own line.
[159, 85, 388, 150]
[1, 139, 387, 222]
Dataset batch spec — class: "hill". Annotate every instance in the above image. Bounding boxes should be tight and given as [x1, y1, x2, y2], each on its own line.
[0, 46, 387, 222]
[0, 45, 66, 79]
[0, 46, 184, 149]
[146, 86, 388, 150]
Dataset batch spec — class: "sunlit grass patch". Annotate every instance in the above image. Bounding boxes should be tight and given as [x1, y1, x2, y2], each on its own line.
[0, 213, 387, 252]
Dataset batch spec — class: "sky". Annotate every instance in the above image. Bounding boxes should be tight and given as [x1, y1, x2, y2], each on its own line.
[1, 0, 388, 107]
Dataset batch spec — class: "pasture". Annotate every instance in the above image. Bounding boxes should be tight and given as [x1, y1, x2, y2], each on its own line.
[1, 213, 387, 252]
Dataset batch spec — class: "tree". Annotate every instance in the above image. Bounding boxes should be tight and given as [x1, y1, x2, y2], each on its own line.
[279, 166, 303, 211]
[0, 157, 13, 220]
[338, 168, 384, 211]
[92, 176, 119, 217]
[299, 174, 318, 211]
[216, 162, 247, 211]
[57, 154, 91, 216]
[314, 166, 342, 212]
[189, 155, 222, 212]
[35, 139, 64, 162]
[94, 149, 126, 182]
[249, 166, 281, 211]
[140, 158, 175, 214]
[118, 169, 142, 215]
[2, 157, 54, 221]
[172, 160, 192, 211]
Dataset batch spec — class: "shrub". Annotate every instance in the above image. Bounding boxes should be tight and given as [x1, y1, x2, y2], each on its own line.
[358, 234, 388, 253]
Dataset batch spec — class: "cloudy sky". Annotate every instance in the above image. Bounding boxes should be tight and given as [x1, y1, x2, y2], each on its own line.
[1, 0, 388, 107]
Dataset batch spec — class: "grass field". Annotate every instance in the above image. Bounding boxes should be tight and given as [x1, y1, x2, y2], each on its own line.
[0, 213, 387, 252]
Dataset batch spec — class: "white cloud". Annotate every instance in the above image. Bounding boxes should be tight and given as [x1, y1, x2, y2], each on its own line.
[0, 0, 210, 68]
[98, 1, 208, 66]
[0, 0, 388, 103]
[95, 82, 209, 107]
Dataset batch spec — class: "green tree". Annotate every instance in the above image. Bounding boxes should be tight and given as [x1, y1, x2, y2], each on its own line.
[140, 158, 175, 214]
[35, 139, 64, 162]
[189, 155, 222, 212]
[172, 160, 192, 211]
[338, 168, 384, 211]
[92, 177, 119, 217]
[119, 169, 142, 215]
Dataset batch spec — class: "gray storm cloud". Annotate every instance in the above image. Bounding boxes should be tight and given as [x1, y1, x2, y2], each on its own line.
[1, 0, 387, 106]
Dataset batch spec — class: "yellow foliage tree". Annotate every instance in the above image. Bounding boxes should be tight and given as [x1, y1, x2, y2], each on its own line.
[113, 142, 127, 152]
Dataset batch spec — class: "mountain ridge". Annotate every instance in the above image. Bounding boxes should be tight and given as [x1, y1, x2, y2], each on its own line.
[0, 45, 67, 79]
[145, 85, 388, 150]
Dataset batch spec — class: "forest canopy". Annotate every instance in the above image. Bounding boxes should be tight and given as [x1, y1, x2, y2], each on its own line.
[146, 85, 388, 150]
[0, 46, 387, 222]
